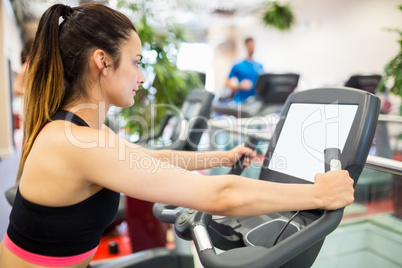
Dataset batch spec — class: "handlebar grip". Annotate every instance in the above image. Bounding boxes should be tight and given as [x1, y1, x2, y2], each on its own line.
[152, 203, 183, 224]
[191, 224, 215, 253]
[324, 148, 341, 172]
[228, 135, 260, 175]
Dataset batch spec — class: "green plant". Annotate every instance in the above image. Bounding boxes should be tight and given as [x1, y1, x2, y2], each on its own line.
[378, 6, 402, 114]
[261, 1, 295, 31]
[115, 0, 203, 138]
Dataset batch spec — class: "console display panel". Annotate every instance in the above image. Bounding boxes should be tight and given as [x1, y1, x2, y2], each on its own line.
[182, 101, 202, 118]
[268, 103, 358, 183]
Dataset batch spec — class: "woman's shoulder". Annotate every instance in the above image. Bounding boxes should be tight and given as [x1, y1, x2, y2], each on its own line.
[24, 121, 105, 170]
[37, 120, 103, 148]
[33, 120, 142, 158]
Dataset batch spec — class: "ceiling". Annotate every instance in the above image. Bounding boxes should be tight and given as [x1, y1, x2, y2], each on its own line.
[10, 0, 269, 41]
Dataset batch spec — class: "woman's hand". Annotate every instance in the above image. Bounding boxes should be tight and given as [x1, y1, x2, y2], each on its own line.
[223, 144, 257, 168]
[314, 170, 355, 210]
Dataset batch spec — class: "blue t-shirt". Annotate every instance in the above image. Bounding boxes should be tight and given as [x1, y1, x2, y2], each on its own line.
[228, 59, 264, 103]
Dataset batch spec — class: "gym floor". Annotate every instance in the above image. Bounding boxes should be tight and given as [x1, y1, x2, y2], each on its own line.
[0, 150, 19, 241]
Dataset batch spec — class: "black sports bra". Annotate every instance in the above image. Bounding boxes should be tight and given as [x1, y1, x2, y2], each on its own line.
[7, 110, 120, 256]
[50, 110, 90, 127]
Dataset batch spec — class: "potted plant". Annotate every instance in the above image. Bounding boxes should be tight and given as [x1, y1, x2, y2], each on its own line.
[261, 1, 295, 31]
[378, 5, 402, 115]
[113, 0, 203, 140]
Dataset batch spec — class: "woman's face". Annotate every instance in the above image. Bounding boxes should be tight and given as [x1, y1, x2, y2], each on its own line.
[103, 31, 145, 107]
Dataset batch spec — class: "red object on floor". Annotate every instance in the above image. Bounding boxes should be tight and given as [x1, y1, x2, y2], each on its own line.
[343, 198, 394, 220]
[125, 198, 169, 253]
[92, 233, 132, 261]
[393, 152, 402, 161]
[91, 221, 132, 262]
[13, 114, 21, 129]
[365, 198, 394, 215]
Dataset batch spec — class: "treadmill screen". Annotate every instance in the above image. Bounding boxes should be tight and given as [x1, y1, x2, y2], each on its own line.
[182, 101, 202, 119]
[268, 103, 358, 183]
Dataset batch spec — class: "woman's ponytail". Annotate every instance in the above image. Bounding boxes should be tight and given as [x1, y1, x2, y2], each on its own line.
[16, 4, 69, 182]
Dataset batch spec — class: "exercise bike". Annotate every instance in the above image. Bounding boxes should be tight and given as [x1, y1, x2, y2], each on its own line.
[151, 87, 380, 268]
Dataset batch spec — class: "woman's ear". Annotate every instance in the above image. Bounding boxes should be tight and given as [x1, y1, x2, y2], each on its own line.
[93, 49, 108, 76]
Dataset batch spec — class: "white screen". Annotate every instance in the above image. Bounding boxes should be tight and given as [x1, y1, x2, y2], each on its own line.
[268, 103, 358, 182]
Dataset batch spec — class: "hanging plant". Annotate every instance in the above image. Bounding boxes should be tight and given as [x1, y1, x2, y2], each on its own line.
[377, 5, 402, 114]
[262, 1, 295, 31]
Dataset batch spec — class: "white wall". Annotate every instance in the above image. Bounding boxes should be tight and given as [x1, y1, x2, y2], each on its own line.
[1, 0, 22, 71]
[218, 0, 402, 91]
[0, 0, 23, 156]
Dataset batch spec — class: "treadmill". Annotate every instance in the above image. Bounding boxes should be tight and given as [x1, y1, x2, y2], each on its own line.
[212, 73, 299, 117]
[154, 87, 380, 268]
[344, 74, 382, 94]
[143, 88, 215, 151]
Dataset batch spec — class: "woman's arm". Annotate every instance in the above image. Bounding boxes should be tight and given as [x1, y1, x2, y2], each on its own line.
[68, 126, 354, 217]
[143, 146, 256, 170]
[102, 123, 256, 170]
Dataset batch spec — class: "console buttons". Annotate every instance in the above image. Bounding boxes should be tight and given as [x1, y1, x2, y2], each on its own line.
[177, 214, 188, 225]
[186, 209, 195, 214]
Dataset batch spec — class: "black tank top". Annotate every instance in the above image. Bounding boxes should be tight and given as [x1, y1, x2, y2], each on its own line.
[7, 110, 120, 256]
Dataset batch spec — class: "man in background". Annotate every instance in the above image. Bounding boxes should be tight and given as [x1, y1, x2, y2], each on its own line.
[225, 37, 264, 103]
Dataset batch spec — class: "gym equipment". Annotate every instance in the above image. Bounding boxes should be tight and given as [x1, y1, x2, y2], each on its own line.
[212, 73, 299, 117]
[344, 74, 382, 94]
[153, 87, 380, 268]
[5, 186, 17, 206]
[123, 89, 214, 262]
[92, 234, 194, 268]
[143, 88, 215, 151]
[344, 74, 393, 204]
[126, 88, 215, 222]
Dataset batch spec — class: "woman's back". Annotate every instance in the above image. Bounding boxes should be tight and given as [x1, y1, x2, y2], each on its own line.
[1, 112, 120, 267]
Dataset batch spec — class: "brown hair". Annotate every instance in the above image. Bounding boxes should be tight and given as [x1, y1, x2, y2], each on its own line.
[244, 37, 254, 45]
[16, 3, 136, 182]
[21, 39, 33, 64]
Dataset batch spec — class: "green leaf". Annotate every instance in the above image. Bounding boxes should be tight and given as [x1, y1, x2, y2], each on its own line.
[262, 2, 295, 31]
[114, 1, 202, 137]
[379, 5, 402, 114]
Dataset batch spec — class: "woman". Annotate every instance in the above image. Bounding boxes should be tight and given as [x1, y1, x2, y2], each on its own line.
[0, 3, 354, 268]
